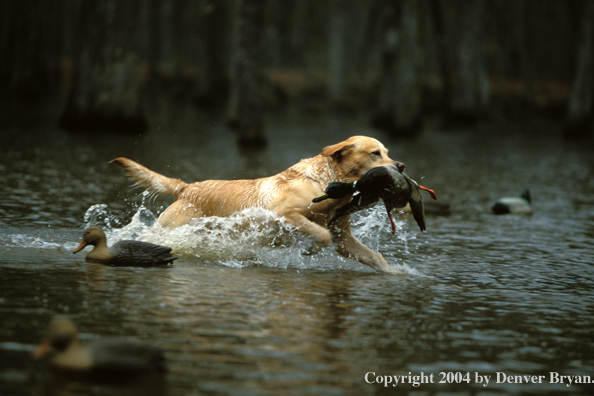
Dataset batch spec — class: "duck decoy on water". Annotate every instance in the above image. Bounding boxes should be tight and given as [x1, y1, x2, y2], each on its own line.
[33, 316, 167, 376]
[313, 164, 437, 233]
[491, 189, 532, 215]
[73, 227, 177, 266]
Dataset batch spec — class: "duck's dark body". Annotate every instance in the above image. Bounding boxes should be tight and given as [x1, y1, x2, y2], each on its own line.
[314, 165, 437, 233]
[94, 240, 177, 266]
[73, 227, 177, 266]
[355, 165, 412, 210]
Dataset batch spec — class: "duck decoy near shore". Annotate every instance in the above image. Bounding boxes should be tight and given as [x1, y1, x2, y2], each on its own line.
[33, 316, 167, 376]
[313, 164, 437, 233]
[492, 189, 532, 215]
[73, 227, 177, 266]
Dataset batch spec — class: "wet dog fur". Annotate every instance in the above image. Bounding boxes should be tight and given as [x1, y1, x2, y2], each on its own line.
[111, 136, 398, 272]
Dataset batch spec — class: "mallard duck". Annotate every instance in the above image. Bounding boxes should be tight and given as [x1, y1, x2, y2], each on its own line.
[313, 164, 437, 233]
[73, 227, 177, 266]
[33, 316, 166, 375]
[492, 189, 532, 215]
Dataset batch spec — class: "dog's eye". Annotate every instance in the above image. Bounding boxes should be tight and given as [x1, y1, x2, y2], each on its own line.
[372, 150, 382, 157]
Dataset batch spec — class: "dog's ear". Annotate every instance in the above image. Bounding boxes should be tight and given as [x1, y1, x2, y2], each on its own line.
[321, 142, 355, 161]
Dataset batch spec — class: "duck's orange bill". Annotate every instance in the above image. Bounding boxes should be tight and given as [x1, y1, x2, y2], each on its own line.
[33, 339, 51, 359]
[419, 185, 437, 200]
[73, 241, 88, 254]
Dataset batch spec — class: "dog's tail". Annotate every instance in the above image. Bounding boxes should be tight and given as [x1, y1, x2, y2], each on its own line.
[110, 157, 187, 197]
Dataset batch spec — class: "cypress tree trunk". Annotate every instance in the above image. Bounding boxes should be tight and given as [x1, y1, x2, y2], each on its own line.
[390, 0, 422, 135]
[433, 0, 489, 128]
[227, 0, 267, 148]
[0, 1, 51, 102]
[372, 0, 422, 137]
[328, 0, 347, 102]
[196, 0, 232, 105]
[58, 0, 147, 133]
[564, 0, 594, 139]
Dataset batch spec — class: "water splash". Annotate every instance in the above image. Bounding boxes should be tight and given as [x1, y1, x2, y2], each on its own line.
[101, 201, 422, 274]
[351, 205, 418, 253]
[2, 234, 65, 250]
[83, 191, 155, 233]
[83, 204, 124, 231]
[3, 194, 424, 274]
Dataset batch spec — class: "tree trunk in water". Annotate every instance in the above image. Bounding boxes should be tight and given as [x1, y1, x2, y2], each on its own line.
[328, 0, 347, 102]
[564, 0, 594, 139]
[372, 0, 422, 137]
[434, 0, 489, 128]
[0, 1, 52, 102]
[197, 0, 232, 105]
[58, 0, 147, 133]
[227, 0, 267, 148]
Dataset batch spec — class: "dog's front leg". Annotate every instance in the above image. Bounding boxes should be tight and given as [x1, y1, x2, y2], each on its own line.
[330, 217, 394, 273]
[271, 188, 333, 247]
[280, 211, 332, 247]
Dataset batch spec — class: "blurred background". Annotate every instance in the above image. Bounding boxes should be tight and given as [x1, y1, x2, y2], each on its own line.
[1, 0, 593, 146]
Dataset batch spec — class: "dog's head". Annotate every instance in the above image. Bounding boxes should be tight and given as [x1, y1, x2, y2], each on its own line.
[322, 136, 398, 182]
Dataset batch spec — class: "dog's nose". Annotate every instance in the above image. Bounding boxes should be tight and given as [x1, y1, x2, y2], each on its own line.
[396, 162, 406, 172]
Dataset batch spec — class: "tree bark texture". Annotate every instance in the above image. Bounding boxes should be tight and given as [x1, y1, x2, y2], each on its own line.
[373, 0, 422, 137]
[328, 0, 347, 101]
[433, 0, 489, 127]
[564, 0, 594, 139]
[58, 0, 147, 133]
[227, 0, 267, 148]
[0, 1, 54, 102]
[199, 0, 232, 103]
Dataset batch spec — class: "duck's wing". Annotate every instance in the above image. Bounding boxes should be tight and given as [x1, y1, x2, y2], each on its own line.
[111, 241, 177, 266]
[408, 191, 426, 232]
[329, 193, 379, 224]
[355, 166, 393, 195]
[401, 173, 426, 232]
[378, 170, 411, 211]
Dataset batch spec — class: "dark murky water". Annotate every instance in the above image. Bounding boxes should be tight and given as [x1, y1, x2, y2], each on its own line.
[1, 101, 594, 395]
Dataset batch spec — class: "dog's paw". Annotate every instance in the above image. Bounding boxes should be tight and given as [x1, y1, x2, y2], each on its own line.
[318, 229, 332, 248]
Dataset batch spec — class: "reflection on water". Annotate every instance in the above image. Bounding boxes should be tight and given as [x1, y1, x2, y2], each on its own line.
[1, 105, 594, 395]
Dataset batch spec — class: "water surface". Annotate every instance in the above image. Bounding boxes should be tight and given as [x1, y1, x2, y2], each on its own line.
[1, 105, 594, 395]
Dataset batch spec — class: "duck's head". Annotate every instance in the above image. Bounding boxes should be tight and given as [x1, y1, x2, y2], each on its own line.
[312, 181, 356, 203]
[73, 227, 107, 253]
[33, 316, 79, 359]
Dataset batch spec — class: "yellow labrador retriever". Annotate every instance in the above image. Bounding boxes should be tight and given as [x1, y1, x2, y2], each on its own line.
[112, 136, 399, 272]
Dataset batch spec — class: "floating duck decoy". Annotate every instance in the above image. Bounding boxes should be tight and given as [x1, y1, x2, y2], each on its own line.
[492, 189, 532, 215]
[73, 227, 177, 266]
[33, 316, 166, 376]
[313, 164, 437, 233]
